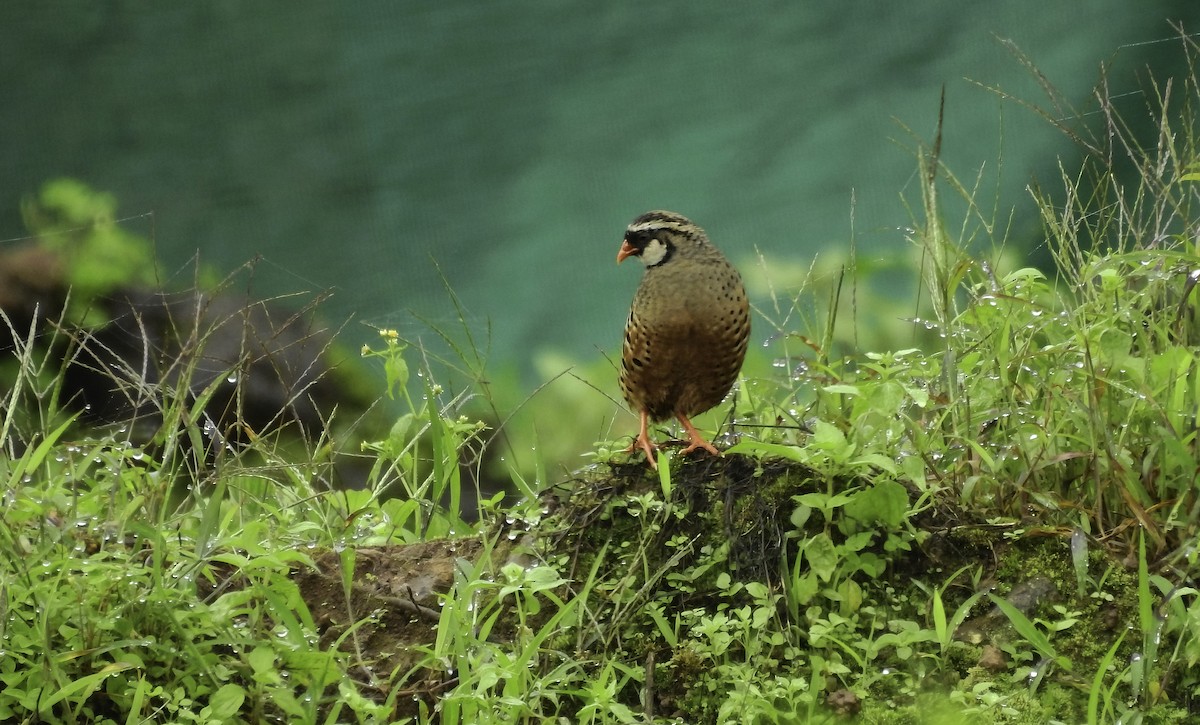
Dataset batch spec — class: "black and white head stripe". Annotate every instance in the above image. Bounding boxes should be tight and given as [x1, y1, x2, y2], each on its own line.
[626, 210, 703, 239]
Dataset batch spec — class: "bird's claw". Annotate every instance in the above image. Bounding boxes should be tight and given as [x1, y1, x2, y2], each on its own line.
[677, 415, 721, 458]
[626, 433, 659, 470]
[626, 432, 720, 470]
[679, 438, 721, 457]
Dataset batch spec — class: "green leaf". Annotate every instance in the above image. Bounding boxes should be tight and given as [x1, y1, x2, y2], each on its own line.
[841, 531, 874, 552]
[932, 589, 947, 645]
[384, 354, 409, 400]
[744, 581, 770, 600]
[725, 440, 806, 462]
[1136, 530, 1157, 667]
[903, 383, 930, 407]
[8, 415, 77, 484]
[657, 451, 672, 498]
[844, 480, 909, 528]
[839, 579, 863, 613]
[646, 605, 678, 648]
[812, 420, 848, 452]
[850, 452, 899, 475]
[790, 503, 812, 529]
[865, 381, 905, 416]
[822, 384, 861, 396]
[988, 594, 1071, 671]
[804, 533, 838, 581]
[36, 662, 135, 711]
[248, 645, 276, 675]
[1088, 629, 1128, 725]
[790, 571, 819, 605]
[205, 684, 245, 720]
[794, 491, 856, 511]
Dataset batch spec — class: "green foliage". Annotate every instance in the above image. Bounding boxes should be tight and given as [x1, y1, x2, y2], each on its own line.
[360, 328, 488, 538]
[0, 433, 335, 722]
[0, 307, 489, 721]
[424, 555, 589, 722]
[20, 178, 156, 325]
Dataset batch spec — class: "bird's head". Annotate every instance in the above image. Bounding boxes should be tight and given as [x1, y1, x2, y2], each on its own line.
[617, 210, 705, 268]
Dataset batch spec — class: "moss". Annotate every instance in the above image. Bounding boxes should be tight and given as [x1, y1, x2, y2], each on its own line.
[990, 535, 1143, 676]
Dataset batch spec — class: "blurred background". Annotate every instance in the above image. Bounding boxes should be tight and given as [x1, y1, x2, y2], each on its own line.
[3, 4, 1198, 470]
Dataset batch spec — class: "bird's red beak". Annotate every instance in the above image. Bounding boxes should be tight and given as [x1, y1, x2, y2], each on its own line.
[617, 239, 638, 264]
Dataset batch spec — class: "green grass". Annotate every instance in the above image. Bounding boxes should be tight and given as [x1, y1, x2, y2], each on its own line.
[4, 35, 1200, 724]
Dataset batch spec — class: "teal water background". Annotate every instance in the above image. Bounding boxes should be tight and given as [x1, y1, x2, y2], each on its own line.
[3, 4, 1195, 373]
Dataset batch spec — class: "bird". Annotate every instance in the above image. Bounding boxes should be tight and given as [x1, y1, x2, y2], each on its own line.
[616, 210, 750, 469]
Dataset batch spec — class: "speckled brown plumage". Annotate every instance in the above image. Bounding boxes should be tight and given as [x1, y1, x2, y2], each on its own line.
[616, 210, 750, 468]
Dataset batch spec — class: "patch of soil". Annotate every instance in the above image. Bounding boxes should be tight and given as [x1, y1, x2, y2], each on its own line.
[292, 537, 489, 706]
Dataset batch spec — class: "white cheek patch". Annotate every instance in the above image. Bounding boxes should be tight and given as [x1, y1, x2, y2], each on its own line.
[641, 238, 668, 267]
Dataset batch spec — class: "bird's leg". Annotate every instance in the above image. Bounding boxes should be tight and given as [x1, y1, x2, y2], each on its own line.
[626, 410, 659, 469]
[676, 414, 720, 457]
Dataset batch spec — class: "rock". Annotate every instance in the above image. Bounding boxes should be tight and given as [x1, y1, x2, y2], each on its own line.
[63, 288, 349, 441]
[0, 242, 368, 450]
[978, 644, 1007, 672]
[825, 688, 861, 717]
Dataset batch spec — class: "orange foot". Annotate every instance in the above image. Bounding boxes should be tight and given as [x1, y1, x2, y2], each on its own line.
[677, 413, 721, 457]
[626, 410, 659, 469]
[626, 412, 721, 470]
